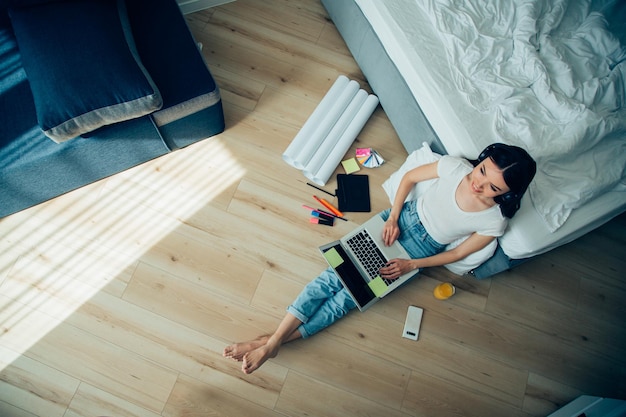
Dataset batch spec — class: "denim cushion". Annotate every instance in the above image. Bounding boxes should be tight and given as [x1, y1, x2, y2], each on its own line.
[9, 0, 162, 142]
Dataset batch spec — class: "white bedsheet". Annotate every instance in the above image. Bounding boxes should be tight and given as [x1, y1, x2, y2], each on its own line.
[355, 0, 626, 258]
[422, 0, 626, 232]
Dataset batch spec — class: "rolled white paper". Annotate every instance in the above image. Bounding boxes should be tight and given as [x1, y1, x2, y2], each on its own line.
[295, 80, 360, 169]
[306, 94, 379, 185]
[282, 75, 379, 186]
[303, 89, 368, 183]
[282, 75, 354, 169]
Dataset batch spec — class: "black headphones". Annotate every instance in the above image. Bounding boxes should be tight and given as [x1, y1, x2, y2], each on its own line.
[497, 190, 518, 204]
[477, 143, 507, 163]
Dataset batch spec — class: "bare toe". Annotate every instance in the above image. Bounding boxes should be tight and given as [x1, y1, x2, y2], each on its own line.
[223, 336, 269, 362]
[241, 343, 279, 374]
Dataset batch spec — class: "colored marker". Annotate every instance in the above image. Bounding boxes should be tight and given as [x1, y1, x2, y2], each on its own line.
[311, 211, 335, 222]
[301, 205, 348, 221]
[310, 217, 333, 226]
[313, 195, 343, 217]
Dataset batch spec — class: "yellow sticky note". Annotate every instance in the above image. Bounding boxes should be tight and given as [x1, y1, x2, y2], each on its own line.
[341, 157, 360, 174]
[367, 276, 388, 297]
[323, 247, 344, 268]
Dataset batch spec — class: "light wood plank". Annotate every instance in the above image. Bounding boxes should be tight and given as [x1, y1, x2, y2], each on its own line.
[163, 374, 286, 417]
[403, 369, 533, 417]
[0, 297, 177, 414]
[65, 383, 162, 417]
[275, 371, 410, 417]
[272, 335, 411, 409]
[487, 278, 626, 362]
[123, 262, 279, 341]
[0, 401, 38, 417]
[0, 346, 79, 417]
[522, 373, 583, 417]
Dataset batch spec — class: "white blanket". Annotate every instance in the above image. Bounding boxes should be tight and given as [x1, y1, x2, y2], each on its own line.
[421, 0, 626, 231]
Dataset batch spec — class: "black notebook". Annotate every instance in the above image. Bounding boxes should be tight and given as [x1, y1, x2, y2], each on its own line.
[336, 174, 371, 212]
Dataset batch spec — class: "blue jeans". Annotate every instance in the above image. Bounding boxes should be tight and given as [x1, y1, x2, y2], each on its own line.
[287, 200, 446, 338]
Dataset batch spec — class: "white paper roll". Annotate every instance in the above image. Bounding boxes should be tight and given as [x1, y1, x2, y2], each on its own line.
[282, 76, 356, 169]
[303, 89, 369, 184]
[306, 94, 379, 185]
[295, 80, 359, 169]
[282, 75, 379, 186]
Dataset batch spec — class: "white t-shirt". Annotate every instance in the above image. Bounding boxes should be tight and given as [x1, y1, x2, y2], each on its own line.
[417, 155, 508, 244]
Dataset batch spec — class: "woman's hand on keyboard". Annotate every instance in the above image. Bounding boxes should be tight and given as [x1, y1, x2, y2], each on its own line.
[382, 218, 400, 246]
[380, 258, 415, 280]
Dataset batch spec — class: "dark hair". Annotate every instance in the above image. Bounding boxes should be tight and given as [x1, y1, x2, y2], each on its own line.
[471, 143, 537, 219]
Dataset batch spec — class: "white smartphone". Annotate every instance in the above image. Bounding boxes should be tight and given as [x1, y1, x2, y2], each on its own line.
[402, 305, 424, 341]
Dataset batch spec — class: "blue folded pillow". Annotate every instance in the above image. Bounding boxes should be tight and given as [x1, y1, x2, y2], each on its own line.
[9, 0, 162, 142]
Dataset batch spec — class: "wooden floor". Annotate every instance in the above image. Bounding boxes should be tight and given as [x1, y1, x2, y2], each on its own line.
[1, 1, 625, 416]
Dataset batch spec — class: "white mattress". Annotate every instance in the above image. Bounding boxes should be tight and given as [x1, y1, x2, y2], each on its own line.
[355, 0, 626, 258]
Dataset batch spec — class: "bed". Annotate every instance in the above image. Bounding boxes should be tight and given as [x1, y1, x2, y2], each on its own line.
[321, 0, 626, 278]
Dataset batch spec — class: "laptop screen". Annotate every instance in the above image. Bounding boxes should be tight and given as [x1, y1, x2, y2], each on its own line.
[322, 244, 377, 308]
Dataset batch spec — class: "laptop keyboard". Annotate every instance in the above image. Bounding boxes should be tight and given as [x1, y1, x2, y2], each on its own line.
[346, 230, 393, 284]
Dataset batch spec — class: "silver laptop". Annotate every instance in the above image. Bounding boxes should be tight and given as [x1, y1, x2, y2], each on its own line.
[319, 215, 418, 311]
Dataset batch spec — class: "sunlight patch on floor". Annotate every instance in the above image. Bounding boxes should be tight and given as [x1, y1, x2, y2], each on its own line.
[0, 138, 245, 369]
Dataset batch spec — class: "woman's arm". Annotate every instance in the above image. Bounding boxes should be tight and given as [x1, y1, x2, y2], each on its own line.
[379, 232, 496, 280]
[382, 161, 439, 246]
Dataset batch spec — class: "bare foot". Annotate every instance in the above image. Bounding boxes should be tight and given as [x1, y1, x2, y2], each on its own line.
[241, 341, 280, 374]
[223, 335, 269, 361]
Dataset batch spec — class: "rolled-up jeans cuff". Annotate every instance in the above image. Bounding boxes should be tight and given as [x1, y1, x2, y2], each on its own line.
[286, 305, 311, 338]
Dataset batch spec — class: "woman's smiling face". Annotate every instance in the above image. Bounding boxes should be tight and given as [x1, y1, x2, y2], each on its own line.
[469, 157, 510, 198]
